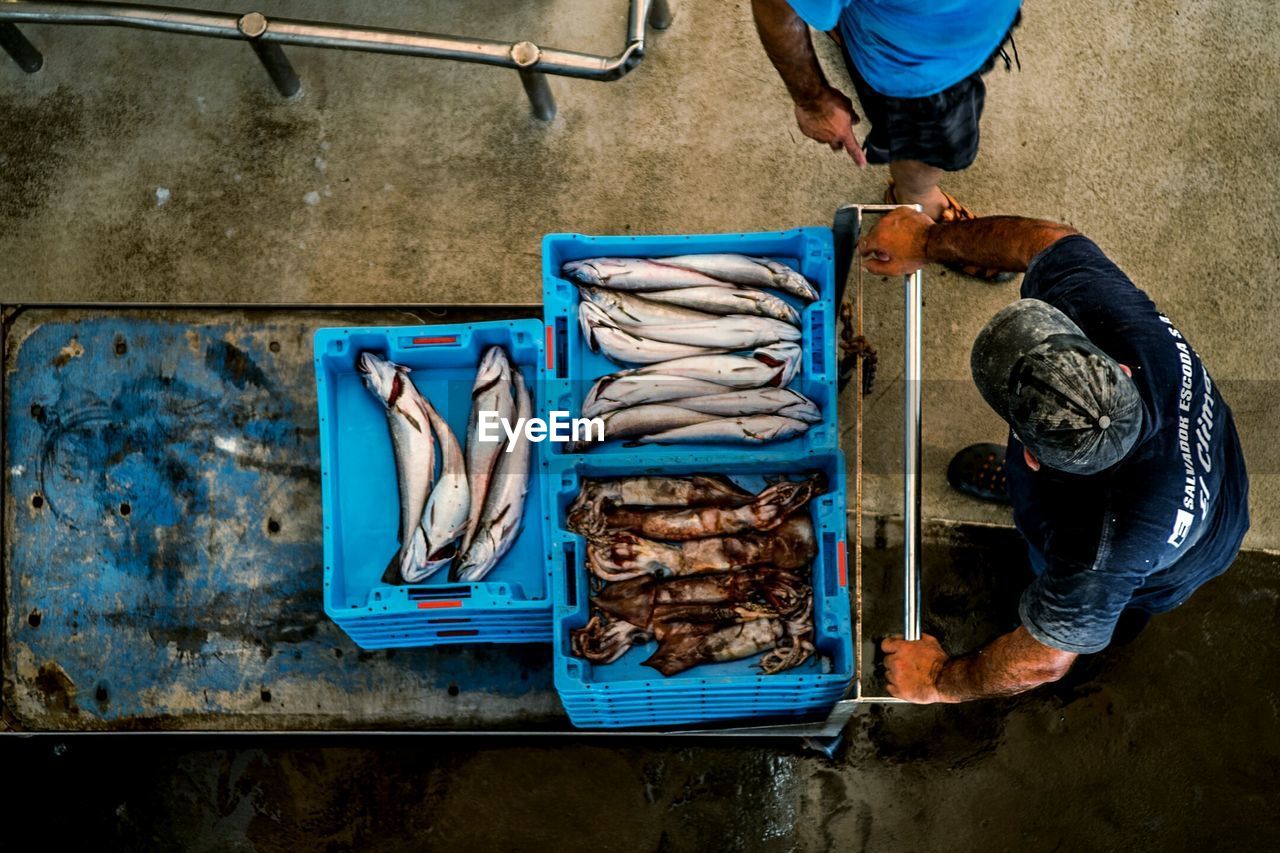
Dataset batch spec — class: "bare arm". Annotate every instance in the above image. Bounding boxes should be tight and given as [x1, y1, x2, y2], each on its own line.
[859, 208, 1079, 276]
[925, 217, 1080, 274]
[883, 626, 1077, 703]
[936, 626, 1077, 701]
[750, 0, 867, 165]
[750, 0, 829, 104]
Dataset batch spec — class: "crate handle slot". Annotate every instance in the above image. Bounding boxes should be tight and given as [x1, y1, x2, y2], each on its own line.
[437, 629, 479, 638]
[553, 317, 569, 379]
[408, 586, 472, 601]
[563, 540, 577, 608]
[809, 310, 826, 375]
[823, 532, 839, 595]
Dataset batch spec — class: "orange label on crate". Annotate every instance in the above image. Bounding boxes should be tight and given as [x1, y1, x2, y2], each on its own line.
[412, 336, 458, 345]
[545, 325, 554, 370]
[837, 540, 847, 587]
[416, 600, 463, 610]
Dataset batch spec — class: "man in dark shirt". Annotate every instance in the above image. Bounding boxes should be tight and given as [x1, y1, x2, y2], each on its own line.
[857, 208, 1250, 702]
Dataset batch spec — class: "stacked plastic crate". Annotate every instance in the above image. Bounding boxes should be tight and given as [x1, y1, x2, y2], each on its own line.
[314, 322, 554, 647]
[541, 228, 855, 728]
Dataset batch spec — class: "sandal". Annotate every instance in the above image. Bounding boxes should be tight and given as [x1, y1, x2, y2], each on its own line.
[884, 182, 1017, 283]
[947, 442, 1012, 504]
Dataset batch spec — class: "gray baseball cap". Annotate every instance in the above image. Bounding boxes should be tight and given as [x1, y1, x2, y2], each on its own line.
[970, 299, 1143, 475]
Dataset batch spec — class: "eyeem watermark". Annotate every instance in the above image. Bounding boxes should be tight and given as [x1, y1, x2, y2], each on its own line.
[478, 410, 604, 451]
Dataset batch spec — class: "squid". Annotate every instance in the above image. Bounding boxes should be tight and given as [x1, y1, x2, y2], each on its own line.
[565, 473, 824, 677]
[571, 615, 653, 664]
[571, 589, 816, 676]
[644, 592, 815, 676]
[642, 619, 787, 676]
[601, 474, 824, 541]
[585, 515, 818, 581]
[589, 567, 809, 627]
[566, 474, 754, 538]
[758, 593, 816, 675]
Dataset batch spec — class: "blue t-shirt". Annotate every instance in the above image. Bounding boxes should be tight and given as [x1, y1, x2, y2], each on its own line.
[786, 0, 1022, 97]
[1008, 236, 1250, 654]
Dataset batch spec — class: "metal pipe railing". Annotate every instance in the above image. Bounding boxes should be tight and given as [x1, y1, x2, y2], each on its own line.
[0, 0, 674, 118]
[832, 203, 925, 706]
[903, 264, 923, 642]
[0, 21, 44, 70]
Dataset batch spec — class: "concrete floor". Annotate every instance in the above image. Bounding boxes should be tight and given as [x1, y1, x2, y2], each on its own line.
[3, 0, 1280, 848]
[3, 0, 1278, 547]
[9, 536, 1280, 850]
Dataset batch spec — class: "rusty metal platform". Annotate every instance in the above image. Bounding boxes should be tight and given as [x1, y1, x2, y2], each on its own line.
[2, 304, 568, 731]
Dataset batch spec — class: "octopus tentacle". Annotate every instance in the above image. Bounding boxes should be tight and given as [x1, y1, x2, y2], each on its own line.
[571, 615, 652, 664]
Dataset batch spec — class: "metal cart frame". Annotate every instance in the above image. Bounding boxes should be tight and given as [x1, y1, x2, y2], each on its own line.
[0, 0, 674, 120]
[0, 205, 922, 752]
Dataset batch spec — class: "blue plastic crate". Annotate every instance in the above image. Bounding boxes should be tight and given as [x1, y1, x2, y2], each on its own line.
[541, 228, 837, 464]
[548, 451, 854, 729]
[315, 321, 554, 648]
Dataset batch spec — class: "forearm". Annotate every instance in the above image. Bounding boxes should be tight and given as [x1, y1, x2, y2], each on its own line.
[751, 0, 829, 105]
[934, 626, 1076, 702]
[925, 217, 1078, 274]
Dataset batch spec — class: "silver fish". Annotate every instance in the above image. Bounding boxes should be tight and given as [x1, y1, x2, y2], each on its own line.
[404, 398, 470, 582]
[574, 404, 719, 450]
[582, 374, 735, 418]
[630, 314, 799, 349]
[656, 254, 819, 302]
[578, 286, 721, 327]
[579, 302, 728, 365]
[564, 257, 738, 292]
[665, 387, 822, 423]
[455, 369, 532, 582]
[638, 286, 801, 326]
[358, 353, 435, 582]
[582, 299, 799, 350]
[462, 346, 515, 552]
[629, 342, 802, 388]
[635, 414, 810, 445]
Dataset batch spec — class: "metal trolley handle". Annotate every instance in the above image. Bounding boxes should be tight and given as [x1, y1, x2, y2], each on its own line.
[625, 204, 927, 739]
[834, 203, 923, 698]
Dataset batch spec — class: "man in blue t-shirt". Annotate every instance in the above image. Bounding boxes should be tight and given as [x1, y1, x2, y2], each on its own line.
[752, 0, 1022, 280]
[854, 208, 1250, 703]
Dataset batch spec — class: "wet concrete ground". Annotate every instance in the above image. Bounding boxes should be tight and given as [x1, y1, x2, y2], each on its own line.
[2, 0, 1277, 547]
[8, 536, 1280, 850]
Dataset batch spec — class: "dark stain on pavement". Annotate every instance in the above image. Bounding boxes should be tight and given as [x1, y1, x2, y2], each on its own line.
[205, 340, 272, 390]
[35, 661, 79, 714]
[0, 87, 85, 221]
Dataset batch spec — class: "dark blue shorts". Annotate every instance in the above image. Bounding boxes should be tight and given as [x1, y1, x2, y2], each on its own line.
[836, 15, 1019, 172]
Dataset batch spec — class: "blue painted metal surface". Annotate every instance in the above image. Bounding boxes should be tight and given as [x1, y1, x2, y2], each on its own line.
[3, 310, 560, 730]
